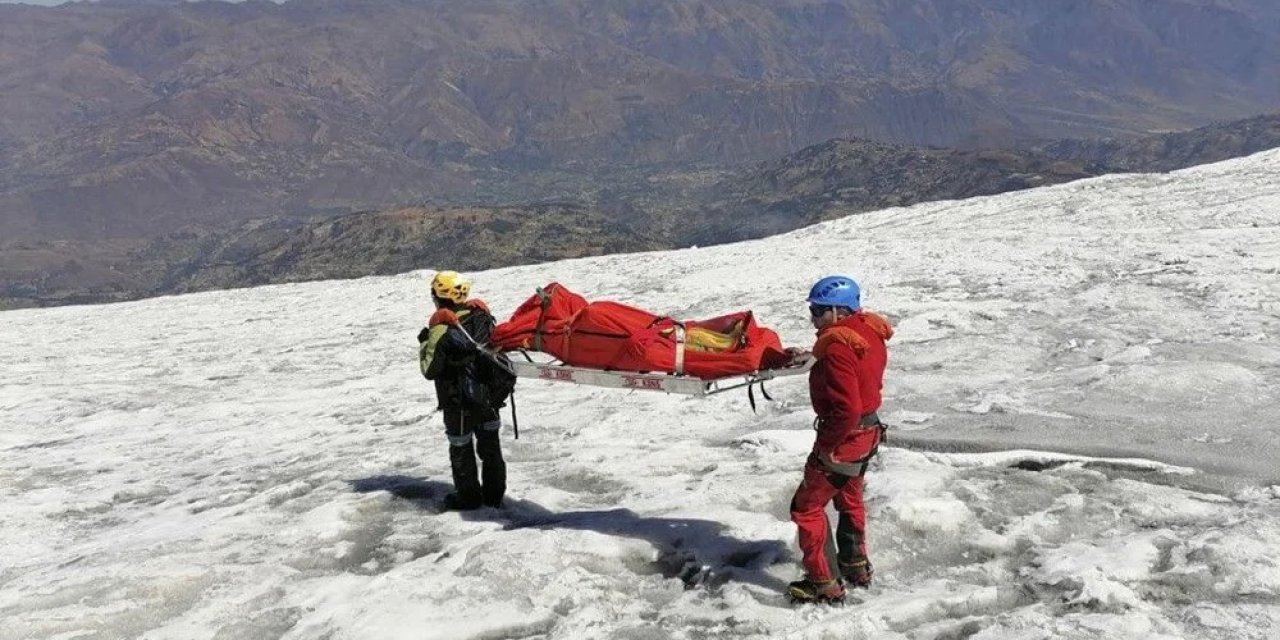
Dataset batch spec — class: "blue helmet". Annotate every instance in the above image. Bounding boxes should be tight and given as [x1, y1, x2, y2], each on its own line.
[807, 275, 861, 310]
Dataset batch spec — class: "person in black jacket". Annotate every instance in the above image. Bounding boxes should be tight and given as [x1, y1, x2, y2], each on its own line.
[418, 271, 506, 510]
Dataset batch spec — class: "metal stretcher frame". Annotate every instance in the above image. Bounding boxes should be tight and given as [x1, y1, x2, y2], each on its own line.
[509, 352, 816, 397]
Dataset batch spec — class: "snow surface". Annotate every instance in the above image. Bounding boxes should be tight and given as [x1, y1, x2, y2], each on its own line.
[2, 150, 1279, 639]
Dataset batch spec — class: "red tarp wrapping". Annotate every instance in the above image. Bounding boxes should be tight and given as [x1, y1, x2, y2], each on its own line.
[491, 282, 790, 379]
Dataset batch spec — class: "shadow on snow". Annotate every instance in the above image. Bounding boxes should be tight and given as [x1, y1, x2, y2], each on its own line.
[350, 474, 791, 592]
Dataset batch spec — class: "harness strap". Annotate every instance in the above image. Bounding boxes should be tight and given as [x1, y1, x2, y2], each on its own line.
[747, 379, 774, 414]
[509, 389, 519, 440]
[855, 424, 887, 477]
[813, 413, 887, 477]
[533, 287, 551, 352]
[812, 411, 880, 430]
[672, 322, 686, 376]
[644, 316, 689, 376]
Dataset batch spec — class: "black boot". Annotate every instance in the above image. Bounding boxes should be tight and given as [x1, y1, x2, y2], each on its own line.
[442, 492, 482, 511]
[448, 443, 482, 510]
[839, 559, 874, 588]
[476, 428, 506, 508]
[787, 577, 846, 603]
[835, 512, 871, 587]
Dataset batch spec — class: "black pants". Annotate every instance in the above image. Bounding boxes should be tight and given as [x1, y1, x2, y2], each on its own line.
[444, 407, 506, 508]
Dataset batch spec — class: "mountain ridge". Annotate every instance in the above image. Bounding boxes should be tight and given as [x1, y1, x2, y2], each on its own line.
[5, 112, 1278, 309]
[3, 0, 1278, 242]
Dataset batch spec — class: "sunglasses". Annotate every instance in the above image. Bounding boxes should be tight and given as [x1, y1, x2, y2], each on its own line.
[809, 304, 831, 318]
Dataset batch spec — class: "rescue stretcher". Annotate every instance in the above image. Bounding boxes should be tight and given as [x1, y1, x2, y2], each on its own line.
[509, 350, 815, 398]
[492, 283, 814, 406]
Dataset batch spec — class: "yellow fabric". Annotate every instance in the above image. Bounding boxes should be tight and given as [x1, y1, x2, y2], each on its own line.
[420, 308, 471, 376]
[419, 324, 449, 377]
[662, 320, 746, 353]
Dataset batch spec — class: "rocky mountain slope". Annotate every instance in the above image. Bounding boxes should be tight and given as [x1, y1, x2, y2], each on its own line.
[682, 113, 1280, 244]
[682, 141, 1096, 244]
[1038, 113, 1280, 172]
[0, 203, 656, 307]
[2, 0, 1278, 243]
[8, 112, 1279, 309]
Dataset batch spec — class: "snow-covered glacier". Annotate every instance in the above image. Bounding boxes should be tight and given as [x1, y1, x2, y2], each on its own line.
[2, 150, 1278, 639]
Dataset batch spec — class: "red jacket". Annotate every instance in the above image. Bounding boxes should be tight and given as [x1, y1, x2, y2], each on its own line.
[808, 311, 893, 465]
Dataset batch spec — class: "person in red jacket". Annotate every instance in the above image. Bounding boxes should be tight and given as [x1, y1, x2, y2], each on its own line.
[788, 275, 894, 604]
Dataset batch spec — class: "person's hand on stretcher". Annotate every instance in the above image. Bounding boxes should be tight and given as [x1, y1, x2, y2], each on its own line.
[784, 346, 814, 365]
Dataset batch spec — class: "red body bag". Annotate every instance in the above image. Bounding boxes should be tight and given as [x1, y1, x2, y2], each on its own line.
[491, 283, 790, 379]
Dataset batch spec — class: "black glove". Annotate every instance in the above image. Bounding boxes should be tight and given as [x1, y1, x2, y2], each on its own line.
[416, 326, 431, 343]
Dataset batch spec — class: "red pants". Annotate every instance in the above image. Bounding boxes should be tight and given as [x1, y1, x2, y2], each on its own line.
[790, 458, 870, 582]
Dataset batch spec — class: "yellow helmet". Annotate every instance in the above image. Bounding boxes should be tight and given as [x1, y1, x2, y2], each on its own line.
[430, 271, 471, 304]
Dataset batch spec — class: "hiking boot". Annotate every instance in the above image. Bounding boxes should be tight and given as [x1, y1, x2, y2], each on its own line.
[840, 559, 874, 588]
[787, 578, 846, 603]
[442, 492, 482, 511]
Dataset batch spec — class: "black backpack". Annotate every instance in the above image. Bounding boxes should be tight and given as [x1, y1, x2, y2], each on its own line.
[473, 350, 517, 408]
[457, 312, 518, 410]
